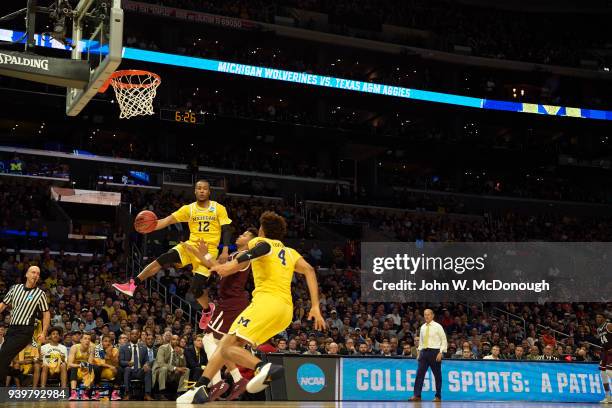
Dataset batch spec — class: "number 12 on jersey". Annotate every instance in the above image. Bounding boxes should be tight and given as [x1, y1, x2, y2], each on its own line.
[198, 221, 210, 232]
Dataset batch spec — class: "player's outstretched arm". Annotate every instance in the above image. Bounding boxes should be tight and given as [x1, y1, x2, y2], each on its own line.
[211, 241, 270, 277]
[154, 214, 178, 231]
[295, 257, 326, 331]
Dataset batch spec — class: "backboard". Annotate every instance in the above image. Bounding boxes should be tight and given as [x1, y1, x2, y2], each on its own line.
[65, 0, 123, 116]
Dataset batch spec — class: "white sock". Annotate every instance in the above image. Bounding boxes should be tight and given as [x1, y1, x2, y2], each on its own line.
[230, 368, 242, 383]
[607, 370, 612, 395]
[202, 332, 222, 384]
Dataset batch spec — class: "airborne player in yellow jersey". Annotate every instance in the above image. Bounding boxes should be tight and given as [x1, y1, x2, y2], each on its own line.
[185, 211, 326, 404]
[112, 180, 232, 329]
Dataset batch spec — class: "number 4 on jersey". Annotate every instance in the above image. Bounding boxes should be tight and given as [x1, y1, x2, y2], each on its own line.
[278, 249, 286, 265]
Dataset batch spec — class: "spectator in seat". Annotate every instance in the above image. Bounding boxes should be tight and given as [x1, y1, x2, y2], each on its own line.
[574, 347, 590, 362]
[184, 334, 206, 381]
[103, 298, 115, 319]
[153, 334, 190, 398]
[92, 300, 109, 323]
[541, 330, 556, 347]
[343, 338, 357, 355]
[327, 310, 343, 331]
[83, 312, 96, 332]
[108, 313, 121, 333]
[410, 337, 419, 358]
[483, 345, 501, 360]
[327, 342, 339, 355]
[287, 338, 300, 354]
[40, 327, 68, 387]
[527, 345, 541, 360]
[357, 343, 370, 356]
[380, 342, 393, 357]
[303, 339, 321, 355]
[512, 345, 526, 360]
[276, 339, 288, 353]
[119, 329, 153, 401]
[538, 345, 559, 361]
[389, 336, 400, 355]
[454, 341, 470, 358]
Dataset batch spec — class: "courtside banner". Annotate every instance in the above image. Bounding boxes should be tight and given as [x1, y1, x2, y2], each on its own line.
[341, 358, 603, 402]
[283, 356, 337, 401]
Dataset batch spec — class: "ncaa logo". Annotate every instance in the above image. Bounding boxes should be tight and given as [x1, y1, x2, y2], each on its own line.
[296, 363, 325, 393]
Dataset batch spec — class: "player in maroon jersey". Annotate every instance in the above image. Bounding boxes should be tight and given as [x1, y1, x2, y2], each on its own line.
[181, 228, 257, 402]
[596, 313, 612, 404]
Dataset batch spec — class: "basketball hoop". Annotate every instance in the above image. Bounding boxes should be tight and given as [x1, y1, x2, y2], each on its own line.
[99, 70, 161, 119]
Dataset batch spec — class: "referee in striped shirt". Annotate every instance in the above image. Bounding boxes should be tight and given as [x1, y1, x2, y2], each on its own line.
[0, 266, 50, 383]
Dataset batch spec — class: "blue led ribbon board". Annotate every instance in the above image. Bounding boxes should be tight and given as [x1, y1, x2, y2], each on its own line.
[1, 29, 610, 121]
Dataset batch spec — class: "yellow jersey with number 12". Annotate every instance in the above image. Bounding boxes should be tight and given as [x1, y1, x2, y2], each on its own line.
[248, 237, 301, 306]
[172, 200, 231, 246]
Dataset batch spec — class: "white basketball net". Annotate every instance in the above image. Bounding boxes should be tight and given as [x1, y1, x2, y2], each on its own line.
[108, 72, 161, 119]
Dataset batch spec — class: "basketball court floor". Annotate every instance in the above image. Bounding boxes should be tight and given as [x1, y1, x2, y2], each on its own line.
[3, 401, 601, 407]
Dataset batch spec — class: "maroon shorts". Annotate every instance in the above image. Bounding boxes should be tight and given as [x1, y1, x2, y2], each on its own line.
[206, 299, 249, 340]
[600, 349, 612, 370]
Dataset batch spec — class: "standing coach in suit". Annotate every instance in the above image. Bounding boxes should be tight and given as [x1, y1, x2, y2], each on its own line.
[409, 309, 447, 402]
[119, 329, 153, 400]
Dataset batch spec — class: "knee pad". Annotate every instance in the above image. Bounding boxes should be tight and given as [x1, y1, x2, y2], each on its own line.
[601, 368, 609, 384]
[156, 249, 181, 267]
[608, 370, 612, 383]
[190, 274, 209, 298]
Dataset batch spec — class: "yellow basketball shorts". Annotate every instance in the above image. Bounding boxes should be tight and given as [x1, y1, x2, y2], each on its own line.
[228, 294, 293, 346]
[172, 241, 219, 277]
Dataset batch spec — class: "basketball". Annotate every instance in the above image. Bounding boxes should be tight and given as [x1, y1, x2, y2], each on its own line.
[134, 210, 158, 234]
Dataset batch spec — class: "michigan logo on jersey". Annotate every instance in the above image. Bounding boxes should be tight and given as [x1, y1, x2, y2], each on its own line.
[237, 317, 251, 327]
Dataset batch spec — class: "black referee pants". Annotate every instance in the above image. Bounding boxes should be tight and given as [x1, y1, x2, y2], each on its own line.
[0, 325, 35, 384]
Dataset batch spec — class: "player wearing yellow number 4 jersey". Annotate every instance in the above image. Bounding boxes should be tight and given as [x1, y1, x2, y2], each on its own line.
[112, 180, 232, 329]
[181, 211, 326, 404]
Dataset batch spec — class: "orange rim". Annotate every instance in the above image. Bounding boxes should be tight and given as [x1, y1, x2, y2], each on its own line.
[99, 70, 161, 93]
